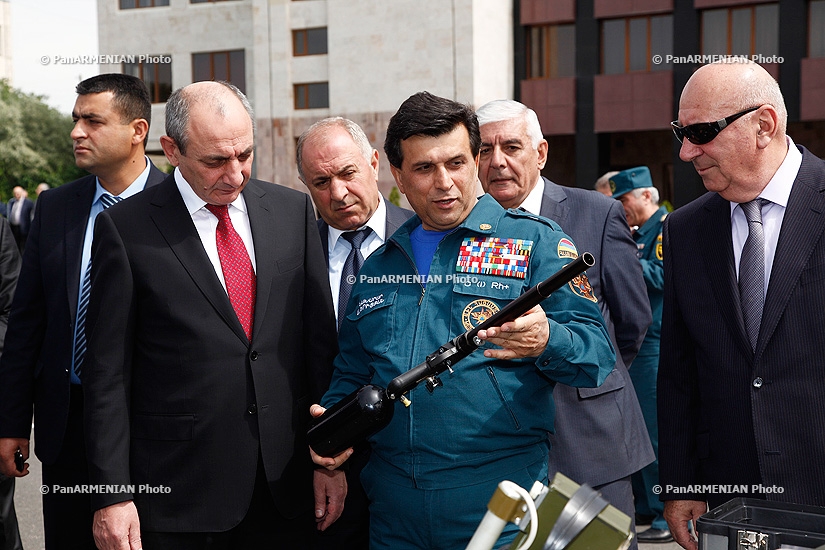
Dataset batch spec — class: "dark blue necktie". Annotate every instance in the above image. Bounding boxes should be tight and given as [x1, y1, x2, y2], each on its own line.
[73, 193, 122, 379]
[739, 199, 766, 351]
[338, 228, 372, 329]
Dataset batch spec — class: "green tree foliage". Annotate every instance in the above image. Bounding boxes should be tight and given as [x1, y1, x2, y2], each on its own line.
[0, 80, 84, 201]
[388, 186, 401, 207]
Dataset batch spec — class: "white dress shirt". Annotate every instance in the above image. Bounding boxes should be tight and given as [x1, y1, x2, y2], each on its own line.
[327, 197, 387, 319]
[175, 169, 257, 292]
[731, 136, 803, 297]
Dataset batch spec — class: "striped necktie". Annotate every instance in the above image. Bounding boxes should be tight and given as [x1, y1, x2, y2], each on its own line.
[739, 198, 767, 351]
[73, 193, 122, 379]
[338, 228, 372, 329]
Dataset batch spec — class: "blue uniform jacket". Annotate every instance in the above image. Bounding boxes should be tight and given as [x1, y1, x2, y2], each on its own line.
[322, 195, 615, 489]
[634, 206, 667, 357]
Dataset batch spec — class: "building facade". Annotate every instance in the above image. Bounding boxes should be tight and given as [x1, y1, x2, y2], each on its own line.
[98, 0, 514, 197]
[99, 0, 825, 206]
[0, 0, 12, 83]
[518, 0, 825, 206]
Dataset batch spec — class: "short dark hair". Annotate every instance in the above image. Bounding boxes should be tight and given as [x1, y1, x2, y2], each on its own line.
[383, 91, 480, 169]
[76, 73, 152, 130]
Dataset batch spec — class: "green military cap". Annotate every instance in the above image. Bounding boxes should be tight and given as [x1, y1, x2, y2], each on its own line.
[610, 166, 652, 199]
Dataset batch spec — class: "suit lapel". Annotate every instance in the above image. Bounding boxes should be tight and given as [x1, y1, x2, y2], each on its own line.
[317, 220, 330, 268]
[149, 177, 249, 344]
[385, 202, 412, 237]
[758, 149, 825, 358]
[538, 178, 570, 225]
[64, 176, 96, 320]
[700, 193, 754, 358]
[245, 181, 277, 343]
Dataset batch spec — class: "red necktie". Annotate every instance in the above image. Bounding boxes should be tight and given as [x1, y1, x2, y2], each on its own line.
[206, 204, 256, 341]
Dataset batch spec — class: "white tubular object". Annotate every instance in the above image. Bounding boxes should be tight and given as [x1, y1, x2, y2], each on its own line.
[465, 480, 538, 550]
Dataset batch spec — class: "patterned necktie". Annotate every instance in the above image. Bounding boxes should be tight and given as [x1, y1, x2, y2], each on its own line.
[338, 228, 372, 329]
[739, 199, 767, 350]
[205, 204, 256, 341]
[73, 193, 122, 379]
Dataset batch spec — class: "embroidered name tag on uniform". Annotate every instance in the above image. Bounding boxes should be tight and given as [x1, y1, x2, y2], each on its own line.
[456, 237, 533, 279]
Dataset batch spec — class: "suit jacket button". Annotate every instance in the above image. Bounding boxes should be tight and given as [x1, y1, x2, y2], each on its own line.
[250, 351, 259, 361]
[247, 404, 257, 415]
[752, 377, 763, 389]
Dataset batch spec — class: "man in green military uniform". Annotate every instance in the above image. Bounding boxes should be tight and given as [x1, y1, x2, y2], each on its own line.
[611, 166, 669, 541]
[311, 92, 615, 550]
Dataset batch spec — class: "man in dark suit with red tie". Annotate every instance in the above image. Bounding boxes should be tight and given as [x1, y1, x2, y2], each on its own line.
[661, 59, 825, 549]
[83, 81, 338, 550]
[297, 117, 413, 548]
[0, 73, 165, 549]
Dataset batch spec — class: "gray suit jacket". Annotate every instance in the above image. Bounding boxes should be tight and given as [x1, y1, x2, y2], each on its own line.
[539, 177, 655, 486]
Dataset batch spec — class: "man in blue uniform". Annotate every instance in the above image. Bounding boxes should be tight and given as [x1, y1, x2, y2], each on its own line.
[611, 166, 669, 541]
[311, 92, 615, 550]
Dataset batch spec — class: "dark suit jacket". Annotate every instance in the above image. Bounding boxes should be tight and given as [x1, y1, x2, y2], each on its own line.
[0, 165, 165, 462]
[316, 200, 413, 267]
[82, 175, 338, 532]
[6, 198, 33, 235]
[659, 146, 825, 508]
[539, 177, 655, 487]
[0, 219, 21, 354]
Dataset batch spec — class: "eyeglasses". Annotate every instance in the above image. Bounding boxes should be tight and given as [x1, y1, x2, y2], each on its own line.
[671, 106, 761, 145]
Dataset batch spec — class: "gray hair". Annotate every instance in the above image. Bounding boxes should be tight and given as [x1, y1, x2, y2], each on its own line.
[595, 171, 619, 191]
[476, 99, 544, 148]
[296, 117, 374, 181]
[165, 81, 255, 155]
[632, 186, 660, 204]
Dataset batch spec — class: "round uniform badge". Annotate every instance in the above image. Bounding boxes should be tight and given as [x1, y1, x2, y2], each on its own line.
[569, 273, 598, 302]
[462, 299, 500, 331]
[656, 234, 663, 261]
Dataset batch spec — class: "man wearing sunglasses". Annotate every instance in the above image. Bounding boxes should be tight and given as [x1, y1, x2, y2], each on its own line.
[659, 59, 825, 550]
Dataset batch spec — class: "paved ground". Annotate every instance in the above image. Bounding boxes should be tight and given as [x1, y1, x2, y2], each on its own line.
[11, 448, 683, 550]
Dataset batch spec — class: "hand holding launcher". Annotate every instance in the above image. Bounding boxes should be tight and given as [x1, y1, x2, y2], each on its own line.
[308, 252, 596, 458]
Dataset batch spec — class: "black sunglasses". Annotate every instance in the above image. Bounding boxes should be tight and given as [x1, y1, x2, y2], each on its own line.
[671, 106, 761, 145]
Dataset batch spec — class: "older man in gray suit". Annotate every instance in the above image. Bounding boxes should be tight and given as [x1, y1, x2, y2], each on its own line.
[477, 100, 655, 546]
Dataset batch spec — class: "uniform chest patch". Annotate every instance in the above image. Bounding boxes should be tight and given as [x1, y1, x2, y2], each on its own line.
[456, 237, 532, 279]
[462, 299, 501, 331]
[656, 234, 663, 261]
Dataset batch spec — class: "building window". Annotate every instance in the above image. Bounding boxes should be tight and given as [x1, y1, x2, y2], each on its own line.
[293, 28, 328, 56]
[190, 0, 239, 3]
[294, 82, 329, 109]
[702, 4, 778, 57]
[526, 24, 575, 79]
[120, 0, 169, 8]
[602, 15, 672, 74]
[810, 1, 825, 57]
[124, 57, 172, 103]
[192, 50, 246, 94]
